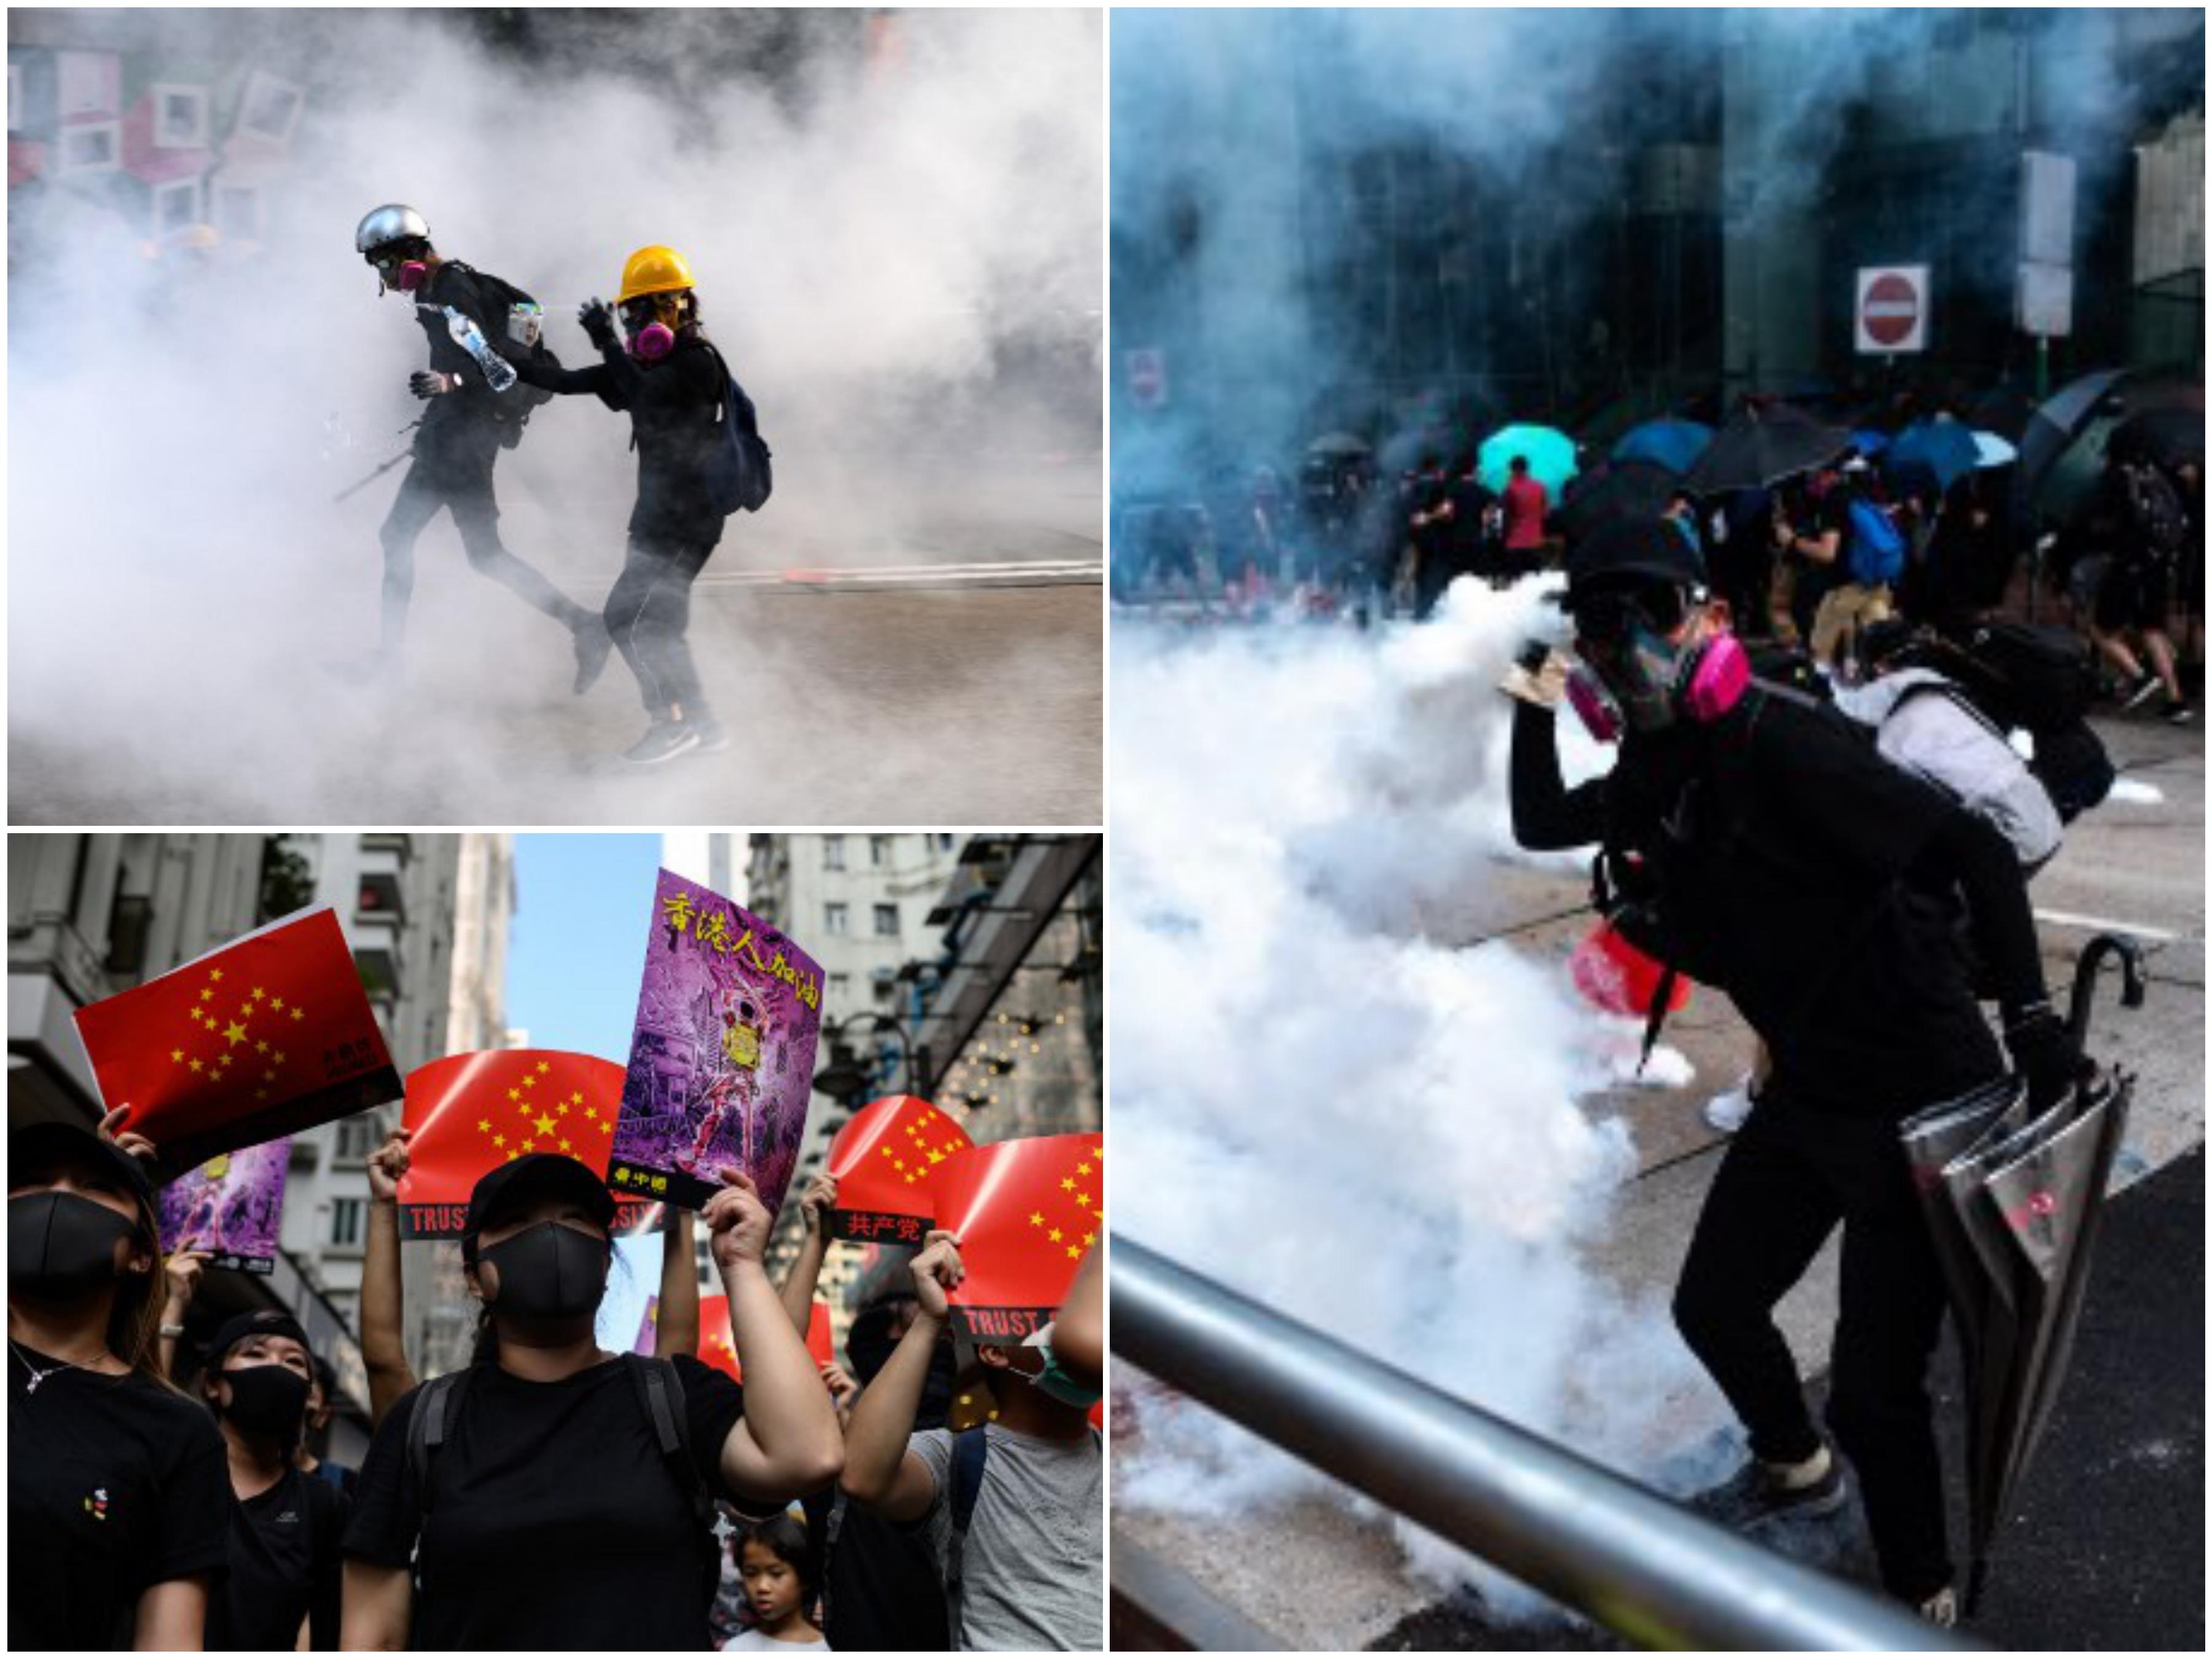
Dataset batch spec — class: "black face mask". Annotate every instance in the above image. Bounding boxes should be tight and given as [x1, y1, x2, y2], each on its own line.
[477, 1222, 610, 1322]
[9, 1191, 137, 1300]
[218, 1363, 310, 1442]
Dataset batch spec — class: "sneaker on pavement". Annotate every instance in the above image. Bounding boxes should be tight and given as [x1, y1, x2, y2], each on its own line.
[2122, 672, 2163, 712]
[1703, 1077, 1758, 1135]
[1916, 1586, 1959, 1628]
[687, 720, 731, 755]
[2162, 699, 2194, 727]
[1687, 1446, 1848, 1529]
[572, 619, 613, 694]
[623, 721, 701, 766]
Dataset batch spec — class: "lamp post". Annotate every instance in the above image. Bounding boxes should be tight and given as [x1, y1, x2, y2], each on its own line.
[812, 1013, 918, 1105]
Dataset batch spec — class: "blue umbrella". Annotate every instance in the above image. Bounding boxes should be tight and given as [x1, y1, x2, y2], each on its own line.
[1885, 419, 1982, 493]
[1477, 424, 1578, 495]
[1611, 417, 1712, 476]
[1850, 428, 1892, 458]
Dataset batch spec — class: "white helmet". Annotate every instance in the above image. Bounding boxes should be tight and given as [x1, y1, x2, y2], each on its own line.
[355, 203, 430, 256]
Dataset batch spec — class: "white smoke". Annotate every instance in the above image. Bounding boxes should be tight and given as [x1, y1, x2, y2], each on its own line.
[8, 7, 1100, 820]
[1110, 583, 1717, 1606]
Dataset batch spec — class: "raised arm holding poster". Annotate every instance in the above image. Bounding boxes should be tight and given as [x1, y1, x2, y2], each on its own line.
[396, 1049, 653, 1237]
[823, 1094, 975, 1246]
[933, 1134, 1105, 1344]
[73, 906, 400, 1179]
[608, 870, 823, 1214]
[158, 1138, 291, 1274]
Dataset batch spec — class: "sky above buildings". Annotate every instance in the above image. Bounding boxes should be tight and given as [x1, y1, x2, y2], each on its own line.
[505, 834, 665, 1066]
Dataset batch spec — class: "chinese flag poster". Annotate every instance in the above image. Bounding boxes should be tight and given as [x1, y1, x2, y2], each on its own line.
[825, 1094, 973, 1247]
[74, 908, 400, 1180]
[934, 1134, 1104, 1344]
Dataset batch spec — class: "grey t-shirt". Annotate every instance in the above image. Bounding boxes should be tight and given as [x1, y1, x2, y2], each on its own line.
[911, 1424, 1102, 1651]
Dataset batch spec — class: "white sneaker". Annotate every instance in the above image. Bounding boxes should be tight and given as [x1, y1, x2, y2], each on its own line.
[1703, 1077, 1757, 1135]
[1917, 1586, 1958, 1628]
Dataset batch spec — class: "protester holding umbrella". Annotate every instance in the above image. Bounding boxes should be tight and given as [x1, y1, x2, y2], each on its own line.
[9, 1116, 230, 1650]
[1505, 517, 2091, 1624]
[340, 1154, 843, 1650]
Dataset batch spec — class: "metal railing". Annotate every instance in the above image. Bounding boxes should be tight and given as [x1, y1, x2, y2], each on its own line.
[1113, 1237, 1979, 1652]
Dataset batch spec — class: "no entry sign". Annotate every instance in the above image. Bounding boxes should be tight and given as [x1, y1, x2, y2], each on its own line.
[1856, 265, 1929, 355]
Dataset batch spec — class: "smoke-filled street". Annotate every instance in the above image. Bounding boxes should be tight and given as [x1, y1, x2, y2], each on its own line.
[7, 7, 1100, 822]
[1108, 6, 2203, 1650]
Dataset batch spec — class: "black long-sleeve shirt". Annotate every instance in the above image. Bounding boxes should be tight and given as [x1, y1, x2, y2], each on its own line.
[517, 335, 728, 546]
[1509, 691, 2043, 1117]
[410, 262, 528, 450]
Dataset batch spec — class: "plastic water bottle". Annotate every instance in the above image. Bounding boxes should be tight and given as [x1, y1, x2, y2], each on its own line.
[437, 304, 517, 393]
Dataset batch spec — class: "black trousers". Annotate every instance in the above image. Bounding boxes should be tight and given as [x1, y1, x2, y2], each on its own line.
[1673, 1096, 1959, 1602]
[605, 532, 717, 720]
[379, 440, 592, 651]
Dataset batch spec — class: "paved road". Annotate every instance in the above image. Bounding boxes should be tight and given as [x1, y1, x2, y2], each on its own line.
[10, 497, 1101, 825]
[1113, 708, 2204, 1650]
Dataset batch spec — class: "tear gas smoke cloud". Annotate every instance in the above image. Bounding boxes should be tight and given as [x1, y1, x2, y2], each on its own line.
[8, 7, 1099, 820]
[1111, 584, 1715, 1607]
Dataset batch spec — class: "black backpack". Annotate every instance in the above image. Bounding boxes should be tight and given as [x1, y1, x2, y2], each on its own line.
[2125, 465, 2189, 559]
[700, 343, 774, 515]
[403, 1357, 722, 1609]
[1921, 622, 2114, 820]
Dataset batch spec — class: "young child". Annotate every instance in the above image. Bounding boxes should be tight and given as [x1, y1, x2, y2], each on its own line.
[723, 1515, 828, 1650]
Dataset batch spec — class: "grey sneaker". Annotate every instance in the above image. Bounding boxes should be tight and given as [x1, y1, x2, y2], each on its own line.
[623, 721, 701, 766]
[1688, 1448, 1848, 1529]
[2161, 699, 2194, 727]
[687, 719, 730, 755]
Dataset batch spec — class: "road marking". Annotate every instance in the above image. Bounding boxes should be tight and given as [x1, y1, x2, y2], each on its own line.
[700, 557, 1101, 592]
[2033, 908, 2184, 944]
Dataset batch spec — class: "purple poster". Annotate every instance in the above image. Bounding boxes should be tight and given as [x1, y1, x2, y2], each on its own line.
[610, 870, 824, 1213]
[158, 1138, 291, 1275]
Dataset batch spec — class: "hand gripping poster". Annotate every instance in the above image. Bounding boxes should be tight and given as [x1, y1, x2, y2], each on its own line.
[157, 1138, 291, 1274]
[610, 870, 824, 1213]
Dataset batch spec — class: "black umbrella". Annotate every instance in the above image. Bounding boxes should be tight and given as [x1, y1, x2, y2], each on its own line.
[1898, 933, 2146, 1613]
[1682, 403, 1853, 495]
[2012, 369, 2127, 525]
[1967, 386, 2038, 445]
[1553, 458, 1680, 545]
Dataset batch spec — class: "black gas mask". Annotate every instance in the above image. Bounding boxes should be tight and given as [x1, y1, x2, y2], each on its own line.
[9, 1191, 140, 1300]
[475, 1222, 612, 1322]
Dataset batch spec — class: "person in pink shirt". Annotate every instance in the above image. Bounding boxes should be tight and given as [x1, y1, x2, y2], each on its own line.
[1502, 455, 1551, 576]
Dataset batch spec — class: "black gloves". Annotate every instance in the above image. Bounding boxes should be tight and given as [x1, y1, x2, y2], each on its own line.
[409, 370, 453, 399]
[2004, 1004, 2093, 1108]
[579, 299, 618, 351]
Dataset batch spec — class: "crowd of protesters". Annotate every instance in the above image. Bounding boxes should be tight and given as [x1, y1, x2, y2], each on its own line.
[9, 1115, 1102, 1652]
[1113, 393, 2205, 731]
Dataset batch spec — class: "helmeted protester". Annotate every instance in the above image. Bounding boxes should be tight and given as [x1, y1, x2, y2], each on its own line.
[1505, 517, 2093, 1625]
[340, 1153, 842, 1651]
[192, 1309, 348, 1652]
[514, 243, 766, 764]
[353, 203, 610, 684]
[9, 1116, 230, 1650]
[840, 1233, 1102, 1651]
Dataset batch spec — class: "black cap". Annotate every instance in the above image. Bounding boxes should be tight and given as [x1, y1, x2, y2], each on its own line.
[1562, 516, 1706, 610]
[10, 1120, 158, 1213]
[206, 1308, 309, 1367]
[465, 1153, 617, 1243]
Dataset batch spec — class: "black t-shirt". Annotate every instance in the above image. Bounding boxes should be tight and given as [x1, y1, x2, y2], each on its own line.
[1627, 689, 2004, 1118]
[206, 1464, 347, 1652]
[8, 1347, 231, 1650]
[519, 337, 729, 547]
[343, 1354, 748, 1652]
[801, 1486, 951, 1652]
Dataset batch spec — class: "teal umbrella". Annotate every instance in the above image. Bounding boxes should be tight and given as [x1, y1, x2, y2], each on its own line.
[1478, 424, 1578, 495]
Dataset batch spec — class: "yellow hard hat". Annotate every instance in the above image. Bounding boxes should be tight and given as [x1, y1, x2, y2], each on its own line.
[616, 245, 697, 304]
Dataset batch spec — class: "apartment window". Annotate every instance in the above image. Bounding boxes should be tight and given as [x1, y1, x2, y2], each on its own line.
[873, 904, 900, 938]
[822, 836, 845, 871]
[828, 973, 852, 1004]
[334, 1113, 381, 1162]
[823, 903, 849, 936]
[331, 1198, 364, 1248]
[151, 176, 200, 240]
[56, 51, 114, 118]
[56, 122, 119, 174]
[151, 84, 209, 149]
[235, 71, 302, 145]
[873, 977, 898, 1007]
[869, 836, 892, 868]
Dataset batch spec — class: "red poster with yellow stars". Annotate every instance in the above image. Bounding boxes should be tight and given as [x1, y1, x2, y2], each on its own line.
[932, 1134, 1103, 1345]
[696, 1293, 835, 1381]
[73, 907, 400, 1181]
[824, 1094, 974, 1247]
[396, 1050, 653, 1237]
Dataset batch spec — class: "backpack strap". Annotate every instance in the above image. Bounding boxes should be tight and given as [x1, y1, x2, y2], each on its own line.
[944, 1426, 990, 1639]
[405, 1370, 472, 1524]
[622, 1355, 725, 1606]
